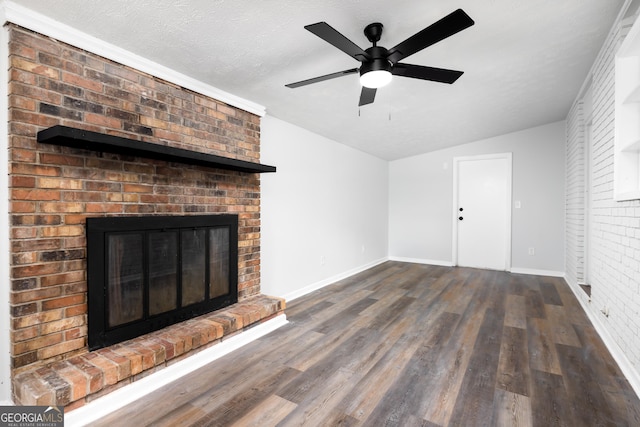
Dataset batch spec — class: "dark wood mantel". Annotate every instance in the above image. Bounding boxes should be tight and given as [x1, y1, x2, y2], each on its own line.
[37, 125, 276, 174]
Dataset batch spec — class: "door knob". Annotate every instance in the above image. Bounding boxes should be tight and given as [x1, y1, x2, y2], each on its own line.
[458, 216, 463, 221]
[459, 207, 463, 212]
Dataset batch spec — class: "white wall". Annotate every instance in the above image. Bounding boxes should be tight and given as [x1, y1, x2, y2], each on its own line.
[260, 115, 389, 300]
[389, 121, 566, 275]
[565, 2, 640, 392]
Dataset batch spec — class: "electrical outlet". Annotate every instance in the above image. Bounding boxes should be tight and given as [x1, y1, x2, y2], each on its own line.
[320, 255, 326, 266]
[528, 247, 535, 255]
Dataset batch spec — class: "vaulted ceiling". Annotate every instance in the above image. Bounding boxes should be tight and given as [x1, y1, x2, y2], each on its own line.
[11, 0, 625, 160]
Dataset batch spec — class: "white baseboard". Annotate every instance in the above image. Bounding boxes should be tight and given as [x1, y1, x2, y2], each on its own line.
[387, 256, 454, 267]
[282, 257, 388, 302]
[563, 278, 640, 399]
[64, 314, 288, 427]
[386, 259, 565, 278]
[509, 267, 565, 277]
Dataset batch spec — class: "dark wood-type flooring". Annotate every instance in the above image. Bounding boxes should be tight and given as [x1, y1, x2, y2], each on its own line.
[91, 262, 640, 426]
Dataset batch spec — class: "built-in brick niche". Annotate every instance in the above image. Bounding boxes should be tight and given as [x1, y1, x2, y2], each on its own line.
[8, 24, 281, 408]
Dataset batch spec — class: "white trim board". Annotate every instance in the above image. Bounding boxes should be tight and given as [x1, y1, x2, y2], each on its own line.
[0, 18, 12, 406]
[281, 257, 388, 302]
[509, 267, 565, 277]
[387, 259, 564, 277]
[1, 1, 265, 117]
[64, 314, 288, 427]
[388, 256, 454, 267]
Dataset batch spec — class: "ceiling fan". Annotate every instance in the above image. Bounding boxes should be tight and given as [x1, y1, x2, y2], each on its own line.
[285, 9, 474, 106]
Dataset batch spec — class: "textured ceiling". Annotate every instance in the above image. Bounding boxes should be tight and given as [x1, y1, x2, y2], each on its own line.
[11, 0, 625, 160]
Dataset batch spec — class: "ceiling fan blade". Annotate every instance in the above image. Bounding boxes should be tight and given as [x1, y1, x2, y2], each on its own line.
[359, 87, 377, 106]
[285, 68, 359, 88]
[305, 22, 371, 62]
[392, 63, 463, 84]
[387, 9, 474, 63]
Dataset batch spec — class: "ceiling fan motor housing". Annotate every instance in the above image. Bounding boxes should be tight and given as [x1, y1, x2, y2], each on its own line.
[360, 46, 392, 76]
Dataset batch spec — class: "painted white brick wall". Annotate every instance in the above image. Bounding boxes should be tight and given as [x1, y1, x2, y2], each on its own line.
[566, 9, 640, 378]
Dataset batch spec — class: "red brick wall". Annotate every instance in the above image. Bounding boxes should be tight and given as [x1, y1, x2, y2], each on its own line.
[8, 25, 263, 373]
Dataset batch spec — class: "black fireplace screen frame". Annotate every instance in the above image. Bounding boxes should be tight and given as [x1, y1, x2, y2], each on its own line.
[86, 214, 238, 350]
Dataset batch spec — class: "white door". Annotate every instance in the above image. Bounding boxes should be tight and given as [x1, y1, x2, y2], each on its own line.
[453, 154, 512, 270]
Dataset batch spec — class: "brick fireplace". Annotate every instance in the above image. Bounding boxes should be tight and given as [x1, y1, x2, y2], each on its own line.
[7, 25, 284, 409]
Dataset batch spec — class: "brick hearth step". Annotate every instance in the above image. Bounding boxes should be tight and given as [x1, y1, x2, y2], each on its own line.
[12, 295, 285, 410]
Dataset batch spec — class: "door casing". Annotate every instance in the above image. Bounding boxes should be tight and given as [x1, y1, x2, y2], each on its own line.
[452, 153, 513, 270]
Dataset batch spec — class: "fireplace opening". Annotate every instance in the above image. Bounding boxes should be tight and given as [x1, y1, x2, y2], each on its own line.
[86, 215, 238, 350]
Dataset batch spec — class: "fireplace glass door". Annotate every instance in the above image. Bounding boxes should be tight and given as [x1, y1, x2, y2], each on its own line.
[87, 215, 238, 350]
[107, 233, 144, 327]
[181, 229, 206, 306]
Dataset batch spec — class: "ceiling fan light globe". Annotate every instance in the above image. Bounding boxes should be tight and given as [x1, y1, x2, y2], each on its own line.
[360, 70, 392, 88]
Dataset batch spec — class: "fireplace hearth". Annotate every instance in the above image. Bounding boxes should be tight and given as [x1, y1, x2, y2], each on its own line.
[86, 215, 238, 350]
